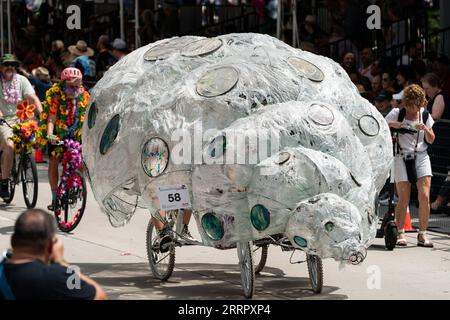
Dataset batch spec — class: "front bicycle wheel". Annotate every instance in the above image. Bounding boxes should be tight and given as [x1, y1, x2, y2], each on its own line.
[146, 217, 175, 281]
[55, 173, 87, 232]
[237, 241, 255, 298]
[21, 154, 38, 208]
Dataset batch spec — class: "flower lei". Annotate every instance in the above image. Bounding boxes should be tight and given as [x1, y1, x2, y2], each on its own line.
[37, 82, 89, 158]
[1, 73, 20, 104]
[56, 138, 83, 229]
[9, 101, 38, 153]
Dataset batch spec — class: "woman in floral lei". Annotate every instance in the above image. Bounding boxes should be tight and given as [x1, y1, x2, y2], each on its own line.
[37, 67, 89, 210]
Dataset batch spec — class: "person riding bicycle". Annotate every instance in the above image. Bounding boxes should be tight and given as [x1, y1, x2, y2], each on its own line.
[37, 67, 89, 210]
[0, 54, 42, 199]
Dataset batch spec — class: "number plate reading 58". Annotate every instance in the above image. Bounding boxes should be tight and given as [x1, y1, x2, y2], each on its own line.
[158, 185, 192, 210]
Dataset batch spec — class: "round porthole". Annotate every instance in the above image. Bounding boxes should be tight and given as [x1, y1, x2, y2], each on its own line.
[325, 221, 335, 232]
[201, 212, 224, 241]
[144, 37, 193, 61]
[293, 236, 308, 248]
[207, 135, 226, 159]
[250, 204, 270, 231]
[274, 152, 290, 165]
[182, 38, 223, 57]
[287, 57, 324, 82]
[100, 114, 120, 155]
[88, 102, 97, 129]
[196, 67, 239, 98]
[309, 104, 334, 126]
[358, 115, 380, 137]
[141, 137, 170, 177]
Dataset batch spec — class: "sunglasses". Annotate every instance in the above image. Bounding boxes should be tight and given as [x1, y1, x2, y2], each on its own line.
[2, 62, 17, 67]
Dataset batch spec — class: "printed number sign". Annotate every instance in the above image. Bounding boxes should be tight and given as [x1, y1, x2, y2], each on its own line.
[158, 185, 192, 210]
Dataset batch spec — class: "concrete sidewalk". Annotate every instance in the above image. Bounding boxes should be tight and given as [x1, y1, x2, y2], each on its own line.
[0, 163, 449, 300]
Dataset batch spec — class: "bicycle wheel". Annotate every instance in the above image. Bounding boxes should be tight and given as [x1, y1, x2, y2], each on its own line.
[146, 217, 175, 281]
[55, 172, 87, 232]
[237, 241, 255, 299]
[253, 244, 268, 274]
[21, 154, 38, 208]
[2, 156, 16, 204]
[306, 254, 323, 294]
[384, 222, 398, 251]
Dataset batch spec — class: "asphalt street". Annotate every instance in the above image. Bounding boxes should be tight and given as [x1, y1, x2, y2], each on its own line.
[0, 161, 449, 300]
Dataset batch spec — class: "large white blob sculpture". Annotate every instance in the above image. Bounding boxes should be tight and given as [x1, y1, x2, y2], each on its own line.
[83, 33, 392, 264]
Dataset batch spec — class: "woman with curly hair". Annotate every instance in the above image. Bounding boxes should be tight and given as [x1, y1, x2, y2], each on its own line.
[385, 84, 435, 247]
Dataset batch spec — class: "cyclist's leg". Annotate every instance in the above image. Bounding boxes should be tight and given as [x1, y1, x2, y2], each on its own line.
[0, 125, 14, 180]
[152, 210, 166, 231]
[181, 210, 195, 240]
[47, 145, 60, 208]
[182, 210, 192, 225]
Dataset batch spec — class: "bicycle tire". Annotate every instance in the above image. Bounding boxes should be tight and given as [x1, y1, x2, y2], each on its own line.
[146, 218, 175, 281]
[55, 172, 87, 232]
[306, 254, 323, 294]
[384, 222, 398, 251]
[21, 154, 38, 208]
[237, 241, 255, 299]
[254, 244, 268, 274]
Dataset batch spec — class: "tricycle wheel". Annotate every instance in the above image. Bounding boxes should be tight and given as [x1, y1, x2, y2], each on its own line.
[306, 254, 323, 294]
[237, 242, 255, 298]
[253, 244, 268, 274]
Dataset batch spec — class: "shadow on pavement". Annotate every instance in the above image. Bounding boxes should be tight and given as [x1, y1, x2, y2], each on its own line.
[0, 225, 14, 235]
[0, 204, 25, 213]
[76, 262, 347, 300]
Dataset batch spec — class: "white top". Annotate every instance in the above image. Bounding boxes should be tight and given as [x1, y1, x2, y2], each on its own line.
[0, 74, 35, 122]
[385, 107, 434, 154]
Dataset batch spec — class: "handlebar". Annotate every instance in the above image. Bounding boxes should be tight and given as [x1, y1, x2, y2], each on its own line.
[390, 126, 418, 134]
[0, 118, 12, 129]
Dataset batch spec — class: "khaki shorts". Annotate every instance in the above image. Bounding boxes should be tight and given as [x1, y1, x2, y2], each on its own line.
[0, 124, 13, 151]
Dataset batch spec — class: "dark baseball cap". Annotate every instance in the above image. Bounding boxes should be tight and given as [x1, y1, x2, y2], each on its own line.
[375, 90, 392, 101]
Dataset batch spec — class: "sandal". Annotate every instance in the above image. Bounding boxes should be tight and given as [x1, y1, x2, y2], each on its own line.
[396, 228, 407, 247]
[417, 232, 434, 248]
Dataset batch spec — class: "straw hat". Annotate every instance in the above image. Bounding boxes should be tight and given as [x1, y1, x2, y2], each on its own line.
[68, 40, 94, 57]
[32, 66, 50, 82]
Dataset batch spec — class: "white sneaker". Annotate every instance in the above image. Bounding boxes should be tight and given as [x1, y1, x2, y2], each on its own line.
[181, 225, 196, 242]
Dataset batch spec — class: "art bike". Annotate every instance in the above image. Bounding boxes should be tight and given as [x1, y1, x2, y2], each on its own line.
[51, 138, 87, 232]
[82, 34, 392, 298]
[0, 101, 39, 208]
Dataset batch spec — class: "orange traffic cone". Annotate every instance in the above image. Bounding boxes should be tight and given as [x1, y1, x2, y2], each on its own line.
[404, 205, 416, 232]
[34, 148, 46, 163]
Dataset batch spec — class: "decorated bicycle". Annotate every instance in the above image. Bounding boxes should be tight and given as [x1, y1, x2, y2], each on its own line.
[83, 34, 392, 298]
[37, 67, 88, 232]
[0, 100, 38, 208]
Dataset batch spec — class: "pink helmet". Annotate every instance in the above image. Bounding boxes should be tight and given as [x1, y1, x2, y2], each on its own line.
[61, 67, 82, 80]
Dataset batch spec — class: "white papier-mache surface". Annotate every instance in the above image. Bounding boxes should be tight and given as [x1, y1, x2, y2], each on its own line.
[83, 33, 392, 263]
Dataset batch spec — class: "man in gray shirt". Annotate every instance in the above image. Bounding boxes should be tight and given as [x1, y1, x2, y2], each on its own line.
[0, 54, 42, 199]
